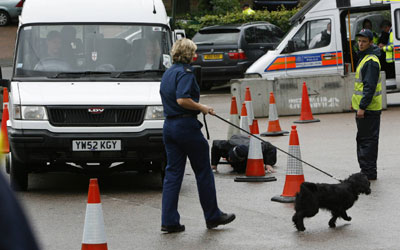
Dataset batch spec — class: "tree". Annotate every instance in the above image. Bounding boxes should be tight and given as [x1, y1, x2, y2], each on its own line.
[210, 0, 240, 14]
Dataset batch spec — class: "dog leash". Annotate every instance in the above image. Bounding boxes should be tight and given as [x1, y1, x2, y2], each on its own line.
[212, 114, 342, 182]
[203, 113, 210, 140]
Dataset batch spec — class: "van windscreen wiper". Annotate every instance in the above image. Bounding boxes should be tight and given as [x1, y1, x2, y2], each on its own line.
[112, 70, 165, 78]
[49, 71, 113, 78]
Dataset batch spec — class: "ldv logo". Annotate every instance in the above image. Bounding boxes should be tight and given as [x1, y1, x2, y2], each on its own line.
[88, 108, 105, 114]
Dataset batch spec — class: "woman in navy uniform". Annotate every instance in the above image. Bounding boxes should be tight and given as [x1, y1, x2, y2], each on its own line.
[159, 38, 235, 233]
[0, 172, 40, 249]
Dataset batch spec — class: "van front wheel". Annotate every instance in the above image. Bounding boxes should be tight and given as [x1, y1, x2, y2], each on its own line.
[10, 155, 28, 191]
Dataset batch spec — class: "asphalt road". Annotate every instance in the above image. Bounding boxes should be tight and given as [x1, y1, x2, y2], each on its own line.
[1, 67, 400, 249]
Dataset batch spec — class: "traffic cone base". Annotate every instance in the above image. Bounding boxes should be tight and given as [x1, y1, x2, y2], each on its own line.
[261, 130, 289, 136]
[294, 118, 320, 124]
[235, 176, 277, 182]
[271, 195, 296, 203]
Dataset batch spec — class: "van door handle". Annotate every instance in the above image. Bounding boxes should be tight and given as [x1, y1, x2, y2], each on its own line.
[259, 46, 265, 50]
[323, 54, 335, 59]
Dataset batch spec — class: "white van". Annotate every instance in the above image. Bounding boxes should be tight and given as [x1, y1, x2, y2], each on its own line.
[246, 0, 400, 92]
[0, 0, 181, 190]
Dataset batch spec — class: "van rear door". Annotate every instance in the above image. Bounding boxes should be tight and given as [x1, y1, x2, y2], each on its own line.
[282, 16, 342, 77]
[391, 2, 400, 90]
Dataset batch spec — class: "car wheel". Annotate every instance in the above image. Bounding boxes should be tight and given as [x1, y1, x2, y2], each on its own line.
[200, 81, 213, 91]
[0, 11, 10, 26]
[10, 154, 28, 191]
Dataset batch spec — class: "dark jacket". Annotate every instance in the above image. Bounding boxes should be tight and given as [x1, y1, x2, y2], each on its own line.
[356, 45, 381, 112]
[0, 173, 40, 250]
[211, 134, 277, 173]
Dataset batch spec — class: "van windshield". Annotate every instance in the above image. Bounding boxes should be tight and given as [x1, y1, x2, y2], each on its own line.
[14, 24, 172, 79]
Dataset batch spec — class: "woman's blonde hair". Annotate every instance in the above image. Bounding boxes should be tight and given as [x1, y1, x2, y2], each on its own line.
[171, 38, 197, 64]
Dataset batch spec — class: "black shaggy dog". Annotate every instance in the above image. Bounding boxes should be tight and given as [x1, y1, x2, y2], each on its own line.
[292, 173, 371, 231]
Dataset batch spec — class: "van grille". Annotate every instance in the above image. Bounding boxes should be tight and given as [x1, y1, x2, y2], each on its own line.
[47, 106, 146, 126]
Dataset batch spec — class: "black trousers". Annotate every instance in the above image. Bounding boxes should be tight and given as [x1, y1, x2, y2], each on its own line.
[356, 112, 381, 177]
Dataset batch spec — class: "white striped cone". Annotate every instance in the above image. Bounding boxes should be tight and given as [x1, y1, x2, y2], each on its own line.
[245, 120, 265, 177]
[244, 87, 254, 128]
[239, 103, 250, 136]
[271, 126, 305, 203]
[82, 179, 108, 250]
[261, 92, 288, 136]
[227, 96, 240, 139]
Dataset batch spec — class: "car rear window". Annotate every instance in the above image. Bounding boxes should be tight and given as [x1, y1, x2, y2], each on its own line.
[193, 29, 240, 45]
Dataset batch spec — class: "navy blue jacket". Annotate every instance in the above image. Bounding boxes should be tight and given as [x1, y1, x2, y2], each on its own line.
[0, 173, 40, 250]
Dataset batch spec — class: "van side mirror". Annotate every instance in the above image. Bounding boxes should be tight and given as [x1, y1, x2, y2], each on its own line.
[0, 79, 10, 89]
[173, 29, 186, 42]
[0, 67, 10, 89]
[286, 40, 295, 53]
[192, 65, 202, 87]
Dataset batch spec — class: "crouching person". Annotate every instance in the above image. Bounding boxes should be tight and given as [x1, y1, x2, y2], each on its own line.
[211, 134, 277, 173]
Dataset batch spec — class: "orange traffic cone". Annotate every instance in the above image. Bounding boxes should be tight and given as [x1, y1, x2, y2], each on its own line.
[261, 92, 288, 136]
[235, 120, 277, 182]
[294, 82, 320, 123]
[244, 87, 254, 129]
[271, 126, 305, 203]
[227, 96, 240, 139]
[82, 179, 108, 250]
[239, 103, 250, 136]
[1, 88, 9, 153]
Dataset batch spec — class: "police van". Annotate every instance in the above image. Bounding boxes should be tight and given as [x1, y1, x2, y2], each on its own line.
[246, 0, 400, 92]
[0, 0, 184, 190]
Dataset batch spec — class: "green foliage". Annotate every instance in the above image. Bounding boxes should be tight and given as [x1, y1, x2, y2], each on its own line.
[210, 0, 241, 15]
[176, 8, 300, 39]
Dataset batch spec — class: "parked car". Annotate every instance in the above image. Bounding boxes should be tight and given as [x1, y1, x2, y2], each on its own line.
[0, 0, 24, 26]
[192, 22, 284, 90]
[253, 0, 299, 10]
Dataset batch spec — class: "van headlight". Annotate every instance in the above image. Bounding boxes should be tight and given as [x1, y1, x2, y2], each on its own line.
[13, 106, 48, 120]
[145, 106, 164, 120]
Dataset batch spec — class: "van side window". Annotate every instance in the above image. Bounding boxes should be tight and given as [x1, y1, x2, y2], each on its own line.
[291, 19, 331, 52]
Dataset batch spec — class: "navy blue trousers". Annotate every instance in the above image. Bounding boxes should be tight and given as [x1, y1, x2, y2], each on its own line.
[0, 172, 40, 250]
[161, 117, 221, 226]
[356, 113, 381, 177]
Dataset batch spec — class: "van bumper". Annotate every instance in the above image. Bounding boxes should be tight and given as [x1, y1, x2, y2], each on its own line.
[8, 128, 166, 172]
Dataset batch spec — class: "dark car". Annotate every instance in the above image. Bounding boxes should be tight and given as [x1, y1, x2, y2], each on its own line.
[192, 22, 284, 90]
[253, 0, 299, 11]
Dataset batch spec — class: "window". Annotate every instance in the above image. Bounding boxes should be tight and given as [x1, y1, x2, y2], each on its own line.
[14, 24, 172, 78]
[193, 29, 241, 45]
[244, 25, 284, 44]
[291, 19, 331, 52]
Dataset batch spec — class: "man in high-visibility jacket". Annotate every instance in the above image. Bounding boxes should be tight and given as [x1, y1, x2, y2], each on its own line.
[352, 29, 382, 181]
[242, 4, 255, 15]
[378, 20, 395, 79]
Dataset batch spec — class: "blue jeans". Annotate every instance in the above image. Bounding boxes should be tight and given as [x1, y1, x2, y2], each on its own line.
[161, 117, 222, 226]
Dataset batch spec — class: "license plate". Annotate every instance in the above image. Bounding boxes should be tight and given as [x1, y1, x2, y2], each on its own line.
[72, 140, 121, 151]
[204, 54, 223, 60]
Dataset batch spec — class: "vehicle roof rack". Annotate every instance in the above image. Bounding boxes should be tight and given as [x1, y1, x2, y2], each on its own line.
[289, 0, 320, 25]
